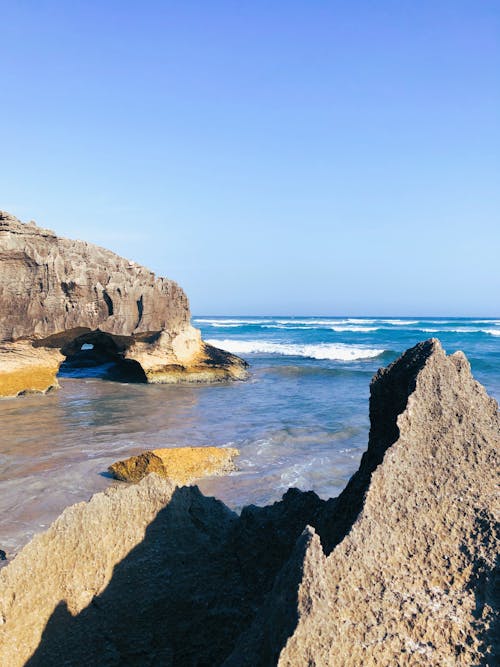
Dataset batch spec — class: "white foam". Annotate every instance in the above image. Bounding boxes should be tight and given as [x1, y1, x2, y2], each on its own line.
[278, 460, 316, 490]
[197, 317, 383, 328]
[263, 324, 321, 330]
[274, 319, 349, 325]
[194, 318, 269, 325]
[206, 339, 385, 361]
[411, 320, 500, 326]
[380, 319, 419, 325]
[330, 326, 378, 332]
[420, 327, 500, 335]
[346, 318, 377, 324]
[467, 320, 500, 325]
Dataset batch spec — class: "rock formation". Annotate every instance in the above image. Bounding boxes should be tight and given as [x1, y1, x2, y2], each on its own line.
[0, 340, 498, 666]
[0, 211, 247, 397]
[108, 446, 240, 484]
[266, 340, 499, 666]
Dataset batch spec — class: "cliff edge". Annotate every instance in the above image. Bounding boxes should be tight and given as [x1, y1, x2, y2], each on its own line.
[0, 340, 497, 665]
[0, 211, 247, 396]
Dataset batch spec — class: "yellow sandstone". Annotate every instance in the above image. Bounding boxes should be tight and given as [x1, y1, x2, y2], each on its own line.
[108, 446, 240, 484]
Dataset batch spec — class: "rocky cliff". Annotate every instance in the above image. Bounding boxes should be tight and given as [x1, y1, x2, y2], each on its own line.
[0, 340, 498, 665]
[0, 211, 247, 396]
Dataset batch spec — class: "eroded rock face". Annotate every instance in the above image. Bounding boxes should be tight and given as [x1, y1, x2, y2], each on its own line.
[0, 211, 247, 396]
[0, 341, 64, 396]
[0, 340, 497, 666]
[108, 446, 240, 484]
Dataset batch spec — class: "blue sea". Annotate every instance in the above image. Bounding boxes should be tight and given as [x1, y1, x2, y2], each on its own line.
[0, 316, 498, 557]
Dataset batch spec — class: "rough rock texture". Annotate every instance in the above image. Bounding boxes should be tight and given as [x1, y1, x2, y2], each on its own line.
[0, 342, 63, 396]
[0, 476, 178, 665]
[108, 446, 240, 484]
[0, 339, 498, 666]
[274, 340, 499, 667]
[0, 211, 247, 396]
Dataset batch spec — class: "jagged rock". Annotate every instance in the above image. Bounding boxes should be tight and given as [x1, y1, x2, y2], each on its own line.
[108, 446, 240, 484]
[0, 211, 247, 397]
[269, 339, 499, 666]
[0, 340, 497, 666]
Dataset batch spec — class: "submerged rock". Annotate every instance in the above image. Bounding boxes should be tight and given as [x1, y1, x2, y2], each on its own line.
[0, 340, 497, 666]
[108, 446, 240, 484]
[0, 211, 248, 397]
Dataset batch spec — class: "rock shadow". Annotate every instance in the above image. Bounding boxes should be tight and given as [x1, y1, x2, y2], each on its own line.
[26, 486, 243, 666]
[25, 486, 326, 667]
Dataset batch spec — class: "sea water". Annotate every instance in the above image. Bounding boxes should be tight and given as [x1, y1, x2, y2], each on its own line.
[0, 316, 499, 558]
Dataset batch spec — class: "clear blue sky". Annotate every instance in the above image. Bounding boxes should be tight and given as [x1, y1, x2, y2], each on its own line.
[1, 1, 498, 316]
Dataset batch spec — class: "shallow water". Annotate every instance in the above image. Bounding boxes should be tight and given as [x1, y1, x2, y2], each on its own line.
[1, 316, 499, 558]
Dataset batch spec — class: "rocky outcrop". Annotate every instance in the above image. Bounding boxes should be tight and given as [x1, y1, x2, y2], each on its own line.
[0, 341, 64, 396]
[0, 211, 247, 397]
[108, 446, 240, 484]
[260, 340, 498, 666]
[0, 340, 498, 666]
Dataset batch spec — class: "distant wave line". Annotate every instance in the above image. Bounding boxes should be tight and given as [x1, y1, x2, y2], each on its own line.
[197, 319, 500, 336]
[420, 328, 500, 335]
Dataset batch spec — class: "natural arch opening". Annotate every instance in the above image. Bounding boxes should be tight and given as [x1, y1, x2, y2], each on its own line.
[57, 330, 147, 383]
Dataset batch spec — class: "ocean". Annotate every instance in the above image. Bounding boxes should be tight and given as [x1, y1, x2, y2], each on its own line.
[1, 316, 499, 558]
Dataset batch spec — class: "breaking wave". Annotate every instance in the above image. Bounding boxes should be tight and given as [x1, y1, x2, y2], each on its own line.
[330, 326, 378, 332]
[381, 319, 419, 325]
[206, 339, 385, 361]
[420, 327, 500, 335]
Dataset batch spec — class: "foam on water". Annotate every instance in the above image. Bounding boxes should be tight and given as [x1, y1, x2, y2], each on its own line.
[197, 317, 381, 327]
[346, 318, 377, 324]
[206, 339, 385, 360]
[195, 317, 500, 332]
[381, 319, 419, 325]
[420, 327, 500, 335]
[208, 323, 243, 328]
[330, 326, 378, 332]
[199, 319, 287, 328]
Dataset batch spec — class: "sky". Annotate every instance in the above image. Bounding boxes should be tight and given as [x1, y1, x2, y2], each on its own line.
[1, 1, 499, 316]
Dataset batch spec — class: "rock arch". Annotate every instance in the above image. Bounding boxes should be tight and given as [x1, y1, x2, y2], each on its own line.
[56, 329, 148, 383]
[0, 211, 248, 397]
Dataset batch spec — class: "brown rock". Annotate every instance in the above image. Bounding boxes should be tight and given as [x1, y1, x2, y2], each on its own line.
[0, 211, 248, 397]
[0, 339, 497, 666]
[108, 446, 240, 484]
